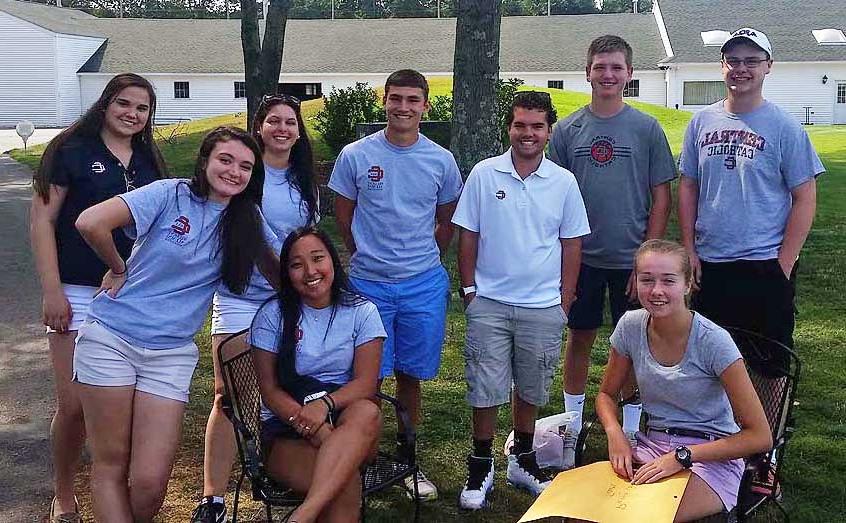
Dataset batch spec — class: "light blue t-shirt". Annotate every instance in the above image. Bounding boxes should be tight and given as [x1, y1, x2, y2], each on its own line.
[610, 309, 742, 437]
[216, 166, 314, 303]
[88, 179, 229, 349]
[678, 100, 825, 262]
[248, 296, 386, 421]
[328, 130, 463, 282]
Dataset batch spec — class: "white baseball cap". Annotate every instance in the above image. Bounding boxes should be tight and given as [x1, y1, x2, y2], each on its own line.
[721, 27, 773, 59]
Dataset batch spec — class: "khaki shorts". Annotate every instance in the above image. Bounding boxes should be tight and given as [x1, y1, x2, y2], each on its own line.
[464, 296, 566, 408]
[73, 321, 199, 403]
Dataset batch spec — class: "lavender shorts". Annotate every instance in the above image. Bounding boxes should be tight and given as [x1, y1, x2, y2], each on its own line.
[633, 430, 744, 511]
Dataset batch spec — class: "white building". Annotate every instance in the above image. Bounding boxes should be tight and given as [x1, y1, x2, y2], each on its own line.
[1, 0, 844, 127]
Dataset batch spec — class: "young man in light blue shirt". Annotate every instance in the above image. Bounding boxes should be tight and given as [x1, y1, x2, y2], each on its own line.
[328, 69, 463, 500]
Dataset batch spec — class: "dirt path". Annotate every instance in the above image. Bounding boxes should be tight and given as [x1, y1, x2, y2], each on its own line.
[0, 155, 54, 521]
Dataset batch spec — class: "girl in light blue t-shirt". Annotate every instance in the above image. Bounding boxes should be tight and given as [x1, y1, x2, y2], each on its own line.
[196, 95, 320, 520]
[594, 240, 772, 521]
[73, 127, 278, 522]
[250, 227, 385, 523]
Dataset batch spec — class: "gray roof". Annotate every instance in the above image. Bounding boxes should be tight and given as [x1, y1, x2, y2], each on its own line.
[79, 14, 665, 74]
[0, 0, 103, 38]
[0, 1, 665, 74]
[658, 0, 846, 63]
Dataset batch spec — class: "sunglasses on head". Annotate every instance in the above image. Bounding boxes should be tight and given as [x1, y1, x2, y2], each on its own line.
[261, 93, 301, 107]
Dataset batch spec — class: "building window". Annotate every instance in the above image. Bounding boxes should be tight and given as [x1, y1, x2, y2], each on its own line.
[683, 81, 725, 105]
[838, 83, 846, 104]
[623, 80, 640, 98]
[234, 81, 246, 99]
[304, 83, 320, 96]
[174, 82, 190, 99]
[548, 80, 564, 90]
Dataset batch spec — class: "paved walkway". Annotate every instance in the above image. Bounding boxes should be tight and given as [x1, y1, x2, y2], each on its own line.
[0, 155, 54, 521]
[0, 128, 64, 154]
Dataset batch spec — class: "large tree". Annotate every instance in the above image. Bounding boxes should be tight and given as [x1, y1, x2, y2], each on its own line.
[450, 0, 501, 176]
[241, 0, 294, 130]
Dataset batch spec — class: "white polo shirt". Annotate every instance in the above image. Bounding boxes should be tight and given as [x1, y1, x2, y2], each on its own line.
[452, 150, 590, 308]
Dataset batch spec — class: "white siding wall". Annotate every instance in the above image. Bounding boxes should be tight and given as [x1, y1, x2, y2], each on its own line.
[669, 62, 846, 125]
[56, 35, 105, 125]
[0, 12, 58, 127]
[514, 70, 667, 106]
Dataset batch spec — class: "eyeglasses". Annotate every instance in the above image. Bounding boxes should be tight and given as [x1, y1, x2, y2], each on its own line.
[123, 169, 137, 192]
[261, 93, 301, 108]
[722, 57, 769, 69]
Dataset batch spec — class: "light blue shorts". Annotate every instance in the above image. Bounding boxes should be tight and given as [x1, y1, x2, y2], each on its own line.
[350, 265, 450, 380]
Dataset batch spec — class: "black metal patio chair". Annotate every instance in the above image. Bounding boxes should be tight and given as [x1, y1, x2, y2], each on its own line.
[572, 327, 801, 522]
[217, 329, 421, 522]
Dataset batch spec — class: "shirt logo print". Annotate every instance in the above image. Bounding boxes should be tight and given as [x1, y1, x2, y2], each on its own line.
[574, 136, 632, 168]
[90, 161, 106, 174]
[164, 215, 191, 245]
[367, 165, 385, 191]
[495, 190, 506, 200]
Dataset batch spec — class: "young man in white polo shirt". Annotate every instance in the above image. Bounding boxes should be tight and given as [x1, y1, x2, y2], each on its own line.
[452, 92, 590, 509]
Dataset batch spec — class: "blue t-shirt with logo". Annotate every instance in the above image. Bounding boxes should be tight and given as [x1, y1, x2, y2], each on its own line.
[328, 130, 463, 282]
[216, 165, 314, 303]
[50, 135, 160, 286]
[248, 295, 386, 420]
[88, 179, 233, 349]
[678, 101, 825, 262]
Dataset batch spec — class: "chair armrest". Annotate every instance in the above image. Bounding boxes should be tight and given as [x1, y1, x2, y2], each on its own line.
[376, 391, 416, 458]
[574, 418, 597, 467]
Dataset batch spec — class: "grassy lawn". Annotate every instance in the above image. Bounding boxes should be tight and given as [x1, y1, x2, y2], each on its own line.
[10, 88, 845, 522]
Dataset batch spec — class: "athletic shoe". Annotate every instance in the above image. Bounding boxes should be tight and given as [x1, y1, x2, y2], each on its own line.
[561, 428, 578, 470]
[506, 450, 553, 496]
[190, 496, 227, 523]
[459, 455, 495, 510]
[405, 469, 439, 501]
[626, 431, 639, 448]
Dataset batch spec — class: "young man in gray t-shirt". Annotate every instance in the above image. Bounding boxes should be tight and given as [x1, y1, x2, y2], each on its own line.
[549, 35, 676, 460]
[678, 28, 824, 375]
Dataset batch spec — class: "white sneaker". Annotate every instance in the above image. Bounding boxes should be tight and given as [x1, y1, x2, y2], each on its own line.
[459, 455, 495, 510]
[561, 429, 578, 470]
[405, 469, 438, 501]
[506, 450, 553, 496]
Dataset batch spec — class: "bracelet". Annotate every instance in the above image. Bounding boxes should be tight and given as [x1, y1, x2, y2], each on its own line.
[112, 260, 127, 276]
[320, 394, 335, 413]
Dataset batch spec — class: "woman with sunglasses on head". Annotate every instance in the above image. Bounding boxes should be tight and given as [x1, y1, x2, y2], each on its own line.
[250, 227, 384, 523]
[29, 72, 166, 523]
[192, 94, 320, 523]
[73, 126, 279, 522]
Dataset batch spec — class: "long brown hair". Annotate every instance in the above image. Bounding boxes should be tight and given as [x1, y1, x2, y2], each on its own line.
[33, 73, 167, 202]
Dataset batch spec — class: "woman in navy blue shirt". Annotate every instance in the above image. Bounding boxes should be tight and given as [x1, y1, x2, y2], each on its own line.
[29, 73, 165, 522]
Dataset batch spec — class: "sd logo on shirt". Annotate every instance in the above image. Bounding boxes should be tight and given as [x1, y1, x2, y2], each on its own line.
[164, 215, 191, 246]
[367, 165, 385, 191]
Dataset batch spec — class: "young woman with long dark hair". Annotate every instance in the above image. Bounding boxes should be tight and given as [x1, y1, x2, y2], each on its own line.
[72, 126, 278, 522]
[250, 227, 384, 523]
[192, 95, 320, 522]
[29, 72, 165, 522]
[593, 239, 772, 521]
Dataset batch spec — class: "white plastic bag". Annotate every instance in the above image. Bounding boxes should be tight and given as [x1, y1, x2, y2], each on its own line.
[503, 411, 579, 469]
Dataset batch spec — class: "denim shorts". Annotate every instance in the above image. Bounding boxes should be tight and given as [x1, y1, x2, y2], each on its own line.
[350, 265, 450, 380]
[73, 320, 199, 403]
[463, 296, 566, 408]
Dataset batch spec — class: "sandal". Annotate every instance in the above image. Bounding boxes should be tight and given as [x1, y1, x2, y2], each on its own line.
[50, 496, 82, 523]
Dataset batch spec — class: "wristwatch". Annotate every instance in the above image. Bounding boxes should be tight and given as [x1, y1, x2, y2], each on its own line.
[459, 285, 477, 298]
[674, 446, 693, 469]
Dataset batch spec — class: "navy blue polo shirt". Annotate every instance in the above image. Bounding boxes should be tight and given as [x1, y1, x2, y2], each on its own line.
[51, 134, 161, 286]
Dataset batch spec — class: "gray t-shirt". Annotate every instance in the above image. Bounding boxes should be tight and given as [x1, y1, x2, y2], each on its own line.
[678, 100, 825, 262]
[610, 309, 742, 437]
[549, 105, 677, 269]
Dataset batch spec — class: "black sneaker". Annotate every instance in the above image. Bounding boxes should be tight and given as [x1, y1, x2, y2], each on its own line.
[459, 455, 495, 510]
[506, 449, 553, 496]
[190, 496, 227, 523]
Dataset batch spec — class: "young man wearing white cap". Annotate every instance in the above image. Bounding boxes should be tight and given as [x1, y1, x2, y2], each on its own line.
[678, 28, 824, 373]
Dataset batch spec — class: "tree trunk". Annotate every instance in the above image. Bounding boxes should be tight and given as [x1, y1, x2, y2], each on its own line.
[450, 0, 501, 176]
[241, 0, 294, 131]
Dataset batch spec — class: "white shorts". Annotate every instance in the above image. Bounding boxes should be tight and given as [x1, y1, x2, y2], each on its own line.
[211, 292, 264, 335]
[73, 321, 199, 403]
[45, 284, 98, 333]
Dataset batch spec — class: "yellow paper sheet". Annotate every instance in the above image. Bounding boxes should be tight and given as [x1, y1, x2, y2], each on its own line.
[518, 461, 691, 523]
